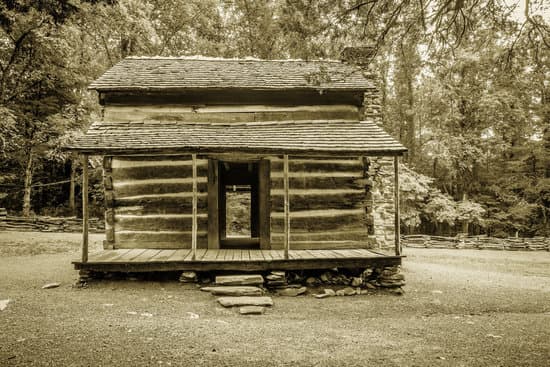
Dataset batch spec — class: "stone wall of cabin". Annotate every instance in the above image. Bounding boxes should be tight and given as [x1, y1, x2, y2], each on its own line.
[363, 82, 398, 250]
[365, 157, 396, 249]
[103, 155, 209, 249]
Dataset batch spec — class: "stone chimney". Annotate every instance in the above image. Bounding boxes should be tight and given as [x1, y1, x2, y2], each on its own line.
[340, 46, 376, 66]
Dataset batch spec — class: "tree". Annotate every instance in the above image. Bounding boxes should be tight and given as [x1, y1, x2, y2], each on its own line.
[0, 1, 102, 216]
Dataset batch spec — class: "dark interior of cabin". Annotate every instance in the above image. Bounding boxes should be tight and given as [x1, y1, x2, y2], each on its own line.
[219, 161, 261, 249]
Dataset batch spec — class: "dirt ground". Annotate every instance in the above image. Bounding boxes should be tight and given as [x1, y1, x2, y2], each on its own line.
[0, 231, 549, 366]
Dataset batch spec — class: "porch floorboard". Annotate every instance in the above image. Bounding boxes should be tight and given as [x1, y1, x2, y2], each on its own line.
[73, 248, 402, 272]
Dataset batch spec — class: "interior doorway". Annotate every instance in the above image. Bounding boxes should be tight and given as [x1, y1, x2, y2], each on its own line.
[219, 161, 260, 249]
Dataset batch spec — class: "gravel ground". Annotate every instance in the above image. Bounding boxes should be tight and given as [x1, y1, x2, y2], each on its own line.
[0, 231, 549, 366]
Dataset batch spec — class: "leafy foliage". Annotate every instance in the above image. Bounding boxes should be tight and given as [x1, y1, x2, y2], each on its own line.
[0, 0, 547, 236]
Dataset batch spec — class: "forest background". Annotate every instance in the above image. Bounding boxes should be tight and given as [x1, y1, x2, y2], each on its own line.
[0, 0, 548, 237]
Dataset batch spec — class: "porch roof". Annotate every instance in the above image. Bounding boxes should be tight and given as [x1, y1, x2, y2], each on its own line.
[67, 120, 407, 156]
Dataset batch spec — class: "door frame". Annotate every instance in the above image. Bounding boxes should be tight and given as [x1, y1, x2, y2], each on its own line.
[207, 158, 271, 249]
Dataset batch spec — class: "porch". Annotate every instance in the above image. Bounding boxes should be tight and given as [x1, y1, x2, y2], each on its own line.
[73, 248, 402, 273]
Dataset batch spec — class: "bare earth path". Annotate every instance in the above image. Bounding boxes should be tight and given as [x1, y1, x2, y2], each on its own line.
[0, 232, 549, 366]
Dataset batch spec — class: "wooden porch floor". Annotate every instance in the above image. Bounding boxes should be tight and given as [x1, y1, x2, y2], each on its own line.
[73, 248, 402, 272]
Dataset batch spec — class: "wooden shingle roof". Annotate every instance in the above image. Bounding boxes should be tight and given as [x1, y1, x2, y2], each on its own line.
[89, 57, 375, 92]
[68, 120, 406, 156]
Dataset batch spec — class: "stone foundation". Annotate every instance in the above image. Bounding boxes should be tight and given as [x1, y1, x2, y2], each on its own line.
[81, 266, 405, 295]
[271, 266, 405, 295]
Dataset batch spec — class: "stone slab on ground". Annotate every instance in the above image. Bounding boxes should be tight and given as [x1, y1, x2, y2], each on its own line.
[336, 287, 356, 296]
[42, 282, 61, 289]
[217, 296, 273, 308]
[314, 293, 332, 299]
[200, 286, 263, 296]
[215, 274, 264, 286]
[277, 286, 307, 297]
[239, 306, 265, 315]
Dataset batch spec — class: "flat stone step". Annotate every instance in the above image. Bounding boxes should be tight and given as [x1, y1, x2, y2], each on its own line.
[217, 296, 273, 308]
[200, 286, 264, 296]
[239, 306, 265, 315]
[215, 274, 264, 286]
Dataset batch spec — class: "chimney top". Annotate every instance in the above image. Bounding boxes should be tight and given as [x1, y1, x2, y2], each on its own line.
[340, 46, 376, 66]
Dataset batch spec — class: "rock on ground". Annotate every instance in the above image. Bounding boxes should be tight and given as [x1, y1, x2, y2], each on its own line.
[336, 287, 356, 296]
[277, 286, 307, 297]
[314, 293, 331, 299]
[351, 277, 363, 287]
[200, 286, 263, 296]
[324, 289, 336, 296]
[215, 274, 264, 286]
[217, 296, 273, 307]
[239, 306, 265, 315]
[179, 271, 197, 283]
[42, 282, 61, 289]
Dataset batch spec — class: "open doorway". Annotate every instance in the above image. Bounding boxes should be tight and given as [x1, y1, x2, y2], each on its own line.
[219, 162, 260, 249]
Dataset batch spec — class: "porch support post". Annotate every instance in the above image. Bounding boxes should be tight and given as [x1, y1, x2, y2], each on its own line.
[394, 156, 401, 256]
[192, 153, 198, 260]
[283, 154, 290, 259]
[81, 154, 89, 263]
[207, 159, 220, 249]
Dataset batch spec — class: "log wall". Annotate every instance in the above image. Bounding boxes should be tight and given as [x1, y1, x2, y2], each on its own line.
[103, 154, 388, 250]
[103, 105, 359, 123]
[105, 155, 209, 249]
[268, 157, 375, 249]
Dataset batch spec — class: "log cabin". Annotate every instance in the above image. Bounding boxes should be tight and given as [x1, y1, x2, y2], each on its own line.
[68, 48, 407, 274]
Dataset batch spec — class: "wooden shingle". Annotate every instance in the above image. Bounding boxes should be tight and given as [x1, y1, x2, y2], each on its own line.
[89, 57, 375, 92]
[67, 120, 407, 156]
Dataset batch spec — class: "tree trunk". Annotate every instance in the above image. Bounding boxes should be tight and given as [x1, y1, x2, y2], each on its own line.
[462, 220, 469, 235]
[22, 151, 34, 217]
[405, 70, 415, 162]
[461, 192, 468, 235]
[69, 156, 77, 216]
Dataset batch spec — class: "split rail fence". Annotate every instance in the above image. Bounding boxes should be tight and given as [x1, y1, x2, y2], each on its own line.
[402, 234, 550, 251]
[0, 215, 104, 234]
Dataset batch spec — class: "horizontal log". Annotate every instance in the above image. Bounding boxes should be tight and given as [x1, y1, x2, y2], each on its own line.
[270, 160, 363, 173]
[104, 104, 359, 122]
[271, 176, 366, 190]
[113, 178, 207, 198]
[115, 230, 207, 245]
[271, 191, 366, 211]
[271, 171, 363, 178]
[112, 165, 208, 180]
[114, 195, 208, 214]
[115, 214, 208, 232]
[102, 90, 366, 107]
[271, 230, 370, 242]
[271, 209, 366, 232]
[270, 240, 371, 250]
[106, 104, 358, 114]
[114, 239, 208, 249]
[112, 156, 208, 168]
[271, 208, 365, 218]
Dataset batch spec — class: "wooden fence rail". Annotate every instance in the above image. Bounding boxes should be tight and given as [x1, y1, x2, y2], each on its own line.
[402, 234, 550, 251]
[0, 215, 104, 234]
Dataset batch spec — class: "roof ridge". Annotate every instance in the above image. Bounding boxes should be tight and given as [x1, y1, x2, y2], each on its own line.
[125, 55, 343, 63]
[99, 119, 369, 127]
